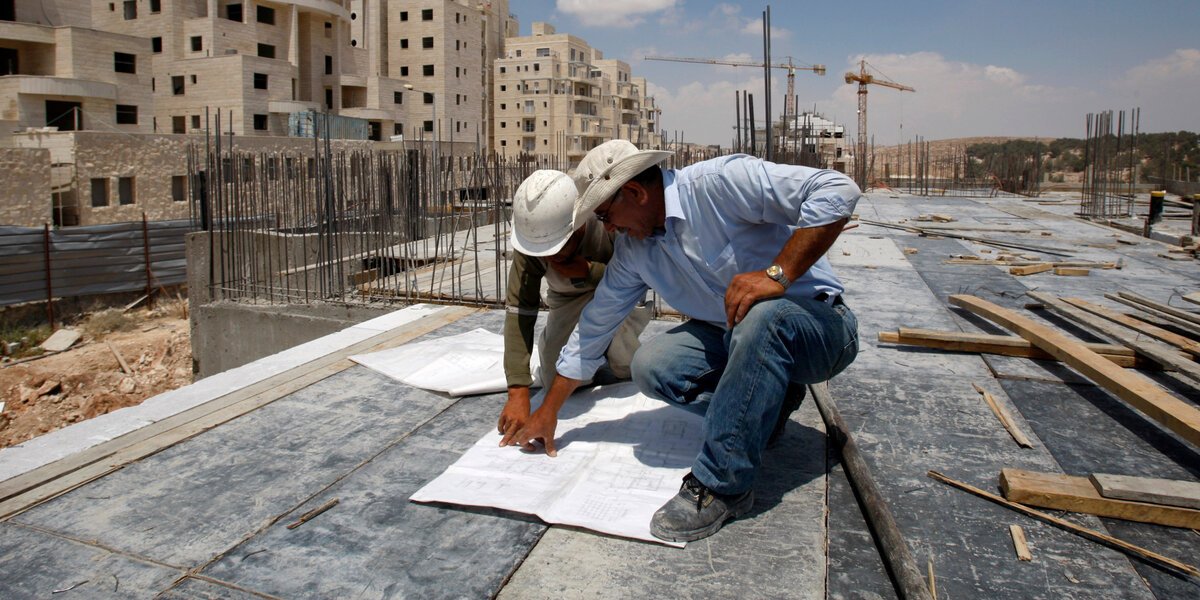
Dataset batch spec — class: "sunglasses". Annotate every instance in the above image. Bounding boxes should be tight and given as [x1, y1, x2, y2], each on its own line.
[594, 190, 624, 224]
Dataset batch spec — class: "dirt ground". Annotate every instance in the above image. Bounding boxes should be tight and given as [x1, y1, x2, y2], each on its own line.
[0, 301, 192, 448]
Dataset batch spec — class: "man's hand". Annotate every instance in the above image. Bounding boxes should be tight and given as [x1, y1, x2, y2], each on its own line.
[724, 270, 786, 328]
[548, 255, 591, 280]
[499, 407, 560, 456]
[498, 386, 532, 438]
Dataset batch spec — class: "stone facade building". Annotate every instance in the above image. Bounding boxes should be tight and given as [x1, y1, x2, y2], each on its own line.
[492, 22, 662, 160]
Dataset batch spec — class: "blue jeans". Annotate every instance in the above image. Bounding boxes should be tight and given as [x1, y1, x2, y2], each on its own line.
[631, 296, 858, 495]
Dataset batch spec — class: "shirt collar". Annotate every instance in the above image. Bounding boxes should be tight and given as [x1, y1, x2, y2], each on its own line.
[662, 169, 684, 221]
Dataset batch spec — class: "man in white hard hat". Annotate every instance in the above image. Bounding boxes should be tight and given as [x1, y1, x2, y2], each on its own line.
[500, 141, 861, 543]
[497, 169, 649, 440]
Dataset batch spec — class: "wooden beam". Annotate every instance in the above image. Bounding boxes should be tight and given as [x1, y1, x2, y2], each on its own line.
[927, 470, 1200, 578]
[1062, 297, 1200, 359]
[878, 328, 1145, 369]
[971, 382, 1033, 448]
[1183, 292, 1200, 306]
[1089, 473, 1200, 511]
[1009, 263, 1053, 276]
[1028, 293, 1200, 385]
[949, 294, 1200, 448]
[1106, 294, 1200, 339]
[106, 341, 132, 375]
[1000, 468, 1200, 529]
[1053, 267, 1089, 276]
[1116, 291, 1200, 327]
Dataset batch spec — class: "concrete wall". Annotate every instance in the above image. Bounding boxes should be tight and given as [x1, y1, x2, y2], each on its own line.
[187, 230, 392, 378]
[0, 147, 51, 226]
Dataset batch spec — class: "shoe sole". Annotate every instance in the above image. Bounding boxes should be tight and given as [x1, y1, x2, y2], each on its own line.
[650, 491, 755, 543]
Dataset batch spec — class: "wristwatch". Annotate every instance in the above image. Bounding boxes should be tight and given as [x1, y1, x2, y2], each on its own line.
[765, 264, 790, 288]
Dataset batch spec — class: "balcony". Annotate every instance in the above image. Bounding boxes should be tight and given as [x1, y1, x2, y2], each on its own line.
[270, 0, 350, 19]
[269, 100, 320, 114]
[6, 76, 116, 101]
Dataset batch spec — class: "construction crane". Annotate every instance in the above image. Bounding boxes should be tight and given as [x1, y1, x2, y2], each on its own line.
[844, 59, 915, 188]
[644, 55, 825, 125]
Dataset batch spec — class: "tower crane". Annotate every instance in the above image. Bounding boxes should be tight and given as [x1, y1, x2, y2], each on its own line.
[643, 55, 825, 125]
[844, 59, 915, 188]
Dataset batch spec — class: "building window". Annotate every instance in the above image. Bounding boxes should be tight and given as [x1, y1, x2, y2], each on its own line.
[190, 36, 202, 52]
[499, 66, 506, 74]
[423, 120, 433, 132]
[421, 8, 432, 20]
[515, 50, 522, 57]
[115, 104, 138, 124]
[151, 37, 162, 53]
[225, 3, 242, 22]
[171, 115, 185, 133]
[118, 177, 135, 205]
[254, 73, 268, 89]
[422, 37, 433, 49]
[190, 115, 200, 129]
[191, 74, 197, 84]
[325, 55, 333, 74]
[257, 43, 275, 59]
[400, 38, 408, 49]
[150, 0, 161, 13]
[393, 91, 403, 104]
[123, 0, 136, 20]
[91, 178, 109, 207]
[114, 52, 136, 73]
[172, 175, 187, 202]
[393, 123, 403, 136]
[172, 75, 184, 95]
[325, 88, 333, 109]
[455, 66, 459, 77]
[456, 40, 460, 51]
[256, 5, 275, 24]
[499, 85, 506, 92]
[500, 140, 507, 147]
[537, 47, 550, 57]
[500, 103, 506, 110]
[422, 64, 433, 76]
[400, 11, 408, 21]
[324, 22, 331, 37]
[423, 93, 433, 104]
[455, 94, 460, 105]
[534, 63, 540, 72]
[400, 66, 409, 76]
[253, 114, 268, 130]
[368, 121, 380, 141]
[500, 122, 506, 128]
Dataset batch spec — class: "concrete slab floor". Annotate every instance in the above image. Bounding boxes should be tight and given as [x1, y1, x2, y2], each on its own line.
[0, 193, 1198, 598]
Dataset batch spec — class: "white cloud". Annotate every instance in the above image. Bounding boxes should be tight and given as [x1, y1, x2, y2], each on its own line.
[737, 16, 791, 39]
[1110, 49, 1200, 133]
[648, 75, 774, 146]
[556, 0, 678, 27]
[1123, 48, 1200, 85]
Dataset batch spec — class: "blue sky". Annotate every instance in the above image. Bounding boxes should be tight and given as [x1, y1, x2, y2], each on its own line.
[515, 1, 1200, 147]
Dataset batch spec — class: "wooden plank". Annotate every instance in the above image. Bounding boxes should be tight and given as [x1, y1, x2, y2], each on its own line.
[0, 306, 480, 519]
[999, 468, 1200, 529]
[1105, 294, 1200, 338]
[1063, 297, 1200, 359]
[1089, 473, 1200, 511]
[1183, 292, 1200, 306]
[927, 470, 1200, 578]
[1009, 525, 1032, 561]
[878, 328, 1144, 368]
[106, 341, 132, 375]
[949, 294, 1200, 448]
[1116, 291, 1200, 327]
[946, 259, 1118, 269]
[1053, 267, 1089, 276]
[1009, 263, 1053, 276]
[971, 383, 1033, 448]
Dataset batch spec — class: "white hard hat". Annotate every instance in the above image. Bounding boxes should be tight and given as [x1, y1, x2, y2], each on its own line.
[511, 170, 579, 257]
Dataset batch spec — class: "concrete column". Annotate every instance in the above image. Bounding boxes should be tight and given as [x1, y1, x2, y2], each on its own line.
[289, 4, 299, 68]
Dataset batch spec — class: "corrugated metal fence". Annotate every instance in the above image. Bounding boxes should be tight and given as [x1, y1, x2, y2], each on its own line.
[0, 217, 191, 309]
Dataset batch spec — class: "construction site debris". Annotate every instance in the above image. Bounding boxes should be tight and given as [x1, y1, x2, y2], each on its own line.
[927, 470, 1200, 578]
[1000, 468, 1200, 529]
[970, 383, 1033, 448]
[1009, 525, 1033, 561]
[40, 329, 81, 353]
[1089, 473, 1200, 511]
[1053, 267, 1090, 276]
[1009, 264, 1053, 276]
[286, 498, 340, 530]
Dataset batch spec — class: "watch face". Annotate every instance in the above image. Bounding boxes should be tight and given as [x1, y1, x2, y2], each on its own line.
[767, 265, 782, 277]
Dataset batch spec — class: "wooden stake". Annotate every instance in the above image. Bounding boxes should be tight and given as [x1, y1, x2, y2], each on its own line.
[971, 383, 1033, 448]
[106, 341, 132, 375]
[927, 557, 938, 599]
[926, 470, 1200, 578]
[1009, 525, 1033, 561]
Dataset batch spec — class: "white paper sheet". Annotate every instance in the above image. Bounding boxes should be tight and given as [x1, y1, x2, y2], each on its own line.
[350, 328, 538, 396]
[410, 382, 705, 546]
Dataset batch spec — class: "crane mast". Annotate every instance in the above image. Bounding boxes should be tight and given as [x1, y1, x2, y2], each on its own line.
[843, 59, 915, 189]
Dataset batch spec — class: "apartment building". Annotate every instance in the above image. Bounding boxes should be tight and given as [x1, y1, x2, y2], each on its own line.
[492, 22, 663, 159]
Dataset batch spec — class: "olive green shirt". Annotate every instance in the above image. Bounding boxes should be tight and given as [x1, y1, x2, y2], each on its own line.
[504, 216, 613, 387]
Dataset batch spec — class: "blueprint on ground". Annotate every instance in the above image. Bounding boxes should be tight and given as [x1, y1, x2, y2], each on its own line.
[410, 382, 705, 546]
[350, 328, 539, 396]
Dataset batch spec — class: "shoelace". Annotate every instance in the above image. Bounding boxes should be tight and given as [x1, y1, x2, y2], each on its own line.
[683, 474, 710, 511]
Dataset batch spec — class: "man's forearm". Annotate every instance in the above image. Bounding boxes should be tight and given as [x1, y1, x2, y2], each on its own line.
[774, 218, 848, 283]
[536, 374, 581, 417]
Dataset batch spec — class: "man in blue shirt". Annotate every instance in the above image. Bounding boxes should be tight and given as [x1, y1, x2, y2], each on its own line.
[499, 140, 861, 543]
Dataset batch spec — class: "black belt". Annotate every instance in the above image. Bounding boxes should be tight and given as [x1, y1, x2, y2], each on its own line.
[814, 292, 845, 306]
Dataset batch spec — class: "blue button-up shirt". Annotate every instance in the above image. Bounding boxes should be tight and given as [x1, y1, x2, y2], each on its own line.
[556, 154, 861, 380]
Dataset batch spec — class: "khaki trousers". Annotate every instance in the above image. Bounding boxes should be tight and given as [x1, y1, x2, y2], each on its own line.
[539, 290, 651, 385]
